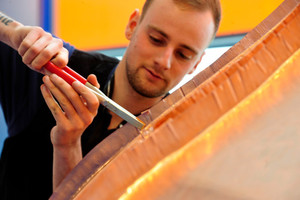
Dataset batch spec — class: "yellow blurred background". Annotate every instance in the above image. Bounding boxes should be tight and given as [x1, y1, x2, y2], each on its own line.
[53, 0, 284, 51]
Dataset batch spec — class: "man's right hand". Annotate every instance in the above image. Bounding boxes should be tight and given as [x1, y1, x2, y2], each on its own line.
[12, 26, 69, 73]
[0, 12, 68, 73]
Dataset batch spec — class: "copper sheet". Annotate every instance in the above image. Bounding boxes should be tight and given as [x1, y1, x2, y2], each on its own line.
[119, 49, 300, 200]
[50, 0, 300, 199]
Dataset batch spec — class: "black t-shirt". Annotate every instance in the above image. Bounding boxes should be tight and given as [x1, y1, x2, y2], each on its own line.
[0, 42, 120, 199]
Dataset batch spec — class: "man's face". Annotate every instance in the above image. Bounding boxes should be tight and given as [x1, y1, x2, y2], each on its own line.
[125, 0, 215, 98]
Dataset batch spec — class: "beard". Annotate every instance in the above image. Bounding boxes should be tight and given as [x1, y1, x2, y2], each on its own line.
[126, 59, 169, 98]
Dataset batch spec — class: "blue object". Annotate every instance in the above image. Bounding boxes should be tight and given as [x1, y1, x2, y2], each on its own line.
[0, 106, 8, 154]
[41, 0, 52, 33]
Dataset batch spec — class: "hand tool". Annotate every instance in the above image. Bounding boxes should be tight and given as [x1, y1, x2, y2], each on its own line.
[44, 61, 145, 130]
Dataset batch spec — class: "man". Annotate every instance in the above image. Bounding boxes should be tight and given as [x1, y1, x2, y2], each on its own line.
[0, 0, 221, 199]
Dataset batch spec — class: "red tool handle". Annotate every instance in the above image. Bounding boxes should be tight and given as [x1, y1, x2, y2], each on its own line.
[44, 61, 87, 85]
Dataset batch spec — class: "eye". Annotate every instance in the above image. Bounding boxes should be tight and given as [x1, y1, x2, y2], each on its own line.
[177, 51, 192, 60]
[149, 35, 165, 46]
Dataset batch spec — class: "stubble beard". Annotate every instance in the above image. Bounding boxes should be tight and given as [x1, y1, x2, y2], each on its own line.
[125, 59, 168, 98]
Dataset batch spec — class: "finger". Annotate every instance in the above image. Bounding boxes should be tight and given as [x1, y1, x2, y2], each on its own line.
[30, 40, 66, 69]
[48, 74, 94, 125]
[18, 27, 44, 56]
[47, 74, 98, 125]
[43, 75, 77, 118]
[22, 32, 53, 66]
[40, 84, 67, 124]
[39, 47, 69, 75]
[87, 74, 100, 89]
[50, 47, 69, 68]
[72, 81, 99, 116]
[42, 83, 84, 145]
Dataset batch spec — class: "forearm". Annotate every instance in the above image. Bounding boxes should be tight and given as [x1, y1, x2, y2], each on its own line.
[52, 141, 83, 191]
[0, 12, 23, 50]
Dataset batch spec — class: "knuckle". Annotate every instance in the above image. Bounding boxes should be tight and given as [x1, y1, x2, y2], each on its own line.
[31, 26, 43, 36]
[83, 115, 94, 126]
[74, 121, 85, 131]
[30, 45, 40, 55]
[62, 125, 74, 134]
[31, 62, 41, 70]
[32, 59, 48, 69]
[58, 100, 69, 110]
[21, 39, 31, 50]
[22, 56, 33, 66]
[44, 32, 52, 39]
[51, 48, 68, 68]
[34, 26, 43, 33]
[92, 109, 98, 117]
[54, 38, 64, 47]
[91, 99, 99, 108]
[63, 121, 84, 133]
[42, 47, 52, 57]
[22, 56, 30, 65]
[69, 92, 79, 101]
[53, 55, 68, 68]
[51, 37, 63, 49]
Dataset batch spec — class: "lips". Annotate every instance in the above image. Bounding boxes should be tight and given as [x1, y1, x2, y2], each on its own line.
[144, 67, 163, 80]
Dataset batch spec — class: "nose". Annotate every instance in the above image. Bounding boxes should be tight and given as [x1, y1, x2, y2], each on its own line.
[154, 47, 172, 70]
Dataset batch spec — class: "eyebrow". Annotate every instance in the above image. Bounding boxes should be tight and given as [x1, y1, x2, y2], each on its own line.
[148, 25, 199, 55]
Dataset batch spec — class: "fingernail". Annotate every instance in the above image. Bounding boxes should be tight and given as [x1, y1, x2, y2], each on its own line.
[43, 75, 49, 83]
[72, 80, 82, 87]
[41, 84, 47, 92]
[50, 73, 58, 79]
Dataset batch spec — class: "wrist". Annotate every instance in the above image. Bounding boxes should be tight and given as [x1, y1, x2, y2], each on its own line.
[0, 12, 23, 50]
[52, 138, 82, 161]
[52, 138, 82, 151]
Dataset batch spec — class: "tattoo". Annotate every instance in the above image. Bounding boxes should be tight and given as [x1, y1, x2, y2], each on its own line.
[0, 13, 14, 26]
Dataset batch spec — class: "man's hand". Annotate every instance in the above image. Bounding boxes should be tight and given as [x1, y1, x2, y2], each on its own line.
[41, 74, 99, 148]
[0, 12, 68, 73]
[13, 26, 69, 73]
[40, 73, 100, 190]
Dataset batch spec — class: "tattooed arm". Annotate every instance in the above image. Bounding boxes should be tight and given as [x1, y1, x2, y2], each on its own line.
[0, 12, 68, 72]
[0, 12, 21, 49]
[0, 12, 100, 191]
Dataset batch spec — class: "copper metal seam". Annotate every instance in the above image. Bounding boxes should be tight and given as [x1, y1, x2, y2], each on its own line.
[70, 122, 151, 199]
[70, 141, 137, 199]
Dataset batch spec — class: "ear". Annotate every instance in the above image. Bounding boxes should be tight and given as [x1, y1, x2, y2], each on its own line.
[125, 9, 140, 40]
[187, 52, 205, 75]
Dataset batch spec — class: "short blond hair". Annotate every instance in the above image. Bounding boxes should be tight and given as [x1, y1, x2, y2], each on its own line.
[140, 0, 221, 35]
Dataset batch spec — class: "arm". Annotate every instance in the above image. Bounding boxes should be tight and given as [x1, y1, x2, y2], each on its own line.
[41, 73, 100, 190]
[0, 11, 68, 72]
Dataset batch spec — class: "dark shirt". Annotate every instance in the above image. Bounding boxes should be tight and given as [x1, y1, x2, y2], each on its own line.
[0, 41, 120, 199]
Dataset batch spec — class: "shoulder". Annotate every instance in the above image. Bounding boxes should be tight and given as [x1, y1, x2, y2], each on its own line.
[69, 49, 119, 66]
[68, 49, 119, 73]
[61, 40, 119, 68]
[67, 49, 120, 87]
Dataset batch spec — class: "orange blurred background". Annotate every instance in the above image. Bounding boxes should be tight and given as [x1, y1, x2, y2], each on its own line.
[53, 0, 284, 51]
